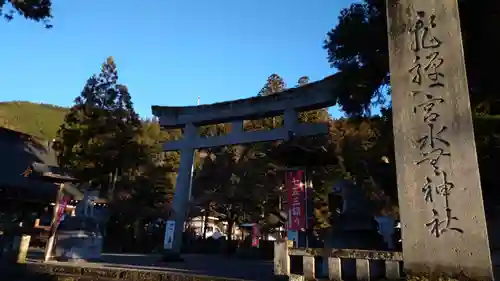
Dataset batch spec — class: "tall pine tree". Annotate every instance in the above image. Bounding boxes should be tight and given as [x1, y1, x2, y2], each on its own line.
[54, 56, 146, 195]
[258, 74, 286, 96]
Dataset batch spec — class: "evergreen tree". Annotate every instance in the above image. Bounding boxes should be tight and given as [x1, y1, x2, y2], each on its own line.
[249, 74, 288, 131]
[54, 56, 147, 195]
[258, 74, 286, 96]
[1, 0, 53, 28]
[323, 0, 500, 209]
[297, 76, 310, 87]
[295, 76, 330, 123]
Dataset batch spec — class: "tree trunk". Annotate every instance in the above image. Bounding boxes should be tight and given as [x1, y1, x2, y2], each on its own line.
[202, 202, 210, 239]
[225, 211, 238, 257]
[226, 208, 239, 242]
[108, 168, 119, 201]
[227, 219, 234, 242]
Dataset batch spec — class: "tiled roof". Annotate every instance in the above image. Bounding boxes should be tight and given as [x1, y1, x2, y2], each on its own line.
[0, 127, 83, 201]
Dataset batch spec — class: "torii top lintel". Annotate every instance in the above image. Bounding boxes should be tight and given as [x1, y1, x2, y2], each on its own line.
[151, 74, 339, 129]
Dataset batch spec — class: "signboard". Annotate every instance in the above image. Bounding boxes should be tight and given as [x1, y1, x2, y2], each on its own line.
[286, 170, 306, 231]
[287, 230, 298, 248]
[163, 220, 176, 250]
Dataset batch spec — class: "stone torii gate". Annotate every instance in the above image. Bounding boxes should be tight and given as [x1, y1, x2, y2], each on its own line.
[152, 76, 338, 259]
[155, 0, 493, 278]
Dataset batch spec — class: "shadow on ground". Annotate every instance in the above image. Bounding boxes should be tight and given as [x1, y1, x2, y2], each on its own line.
[23, 249, 274, 281]
[2, 262, 244, 281]
[0, 249, 274, 281]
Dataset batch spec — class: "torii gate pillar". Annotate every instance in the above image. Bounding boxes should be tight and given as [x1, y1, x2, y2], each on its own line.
[164, 123, 196, 258]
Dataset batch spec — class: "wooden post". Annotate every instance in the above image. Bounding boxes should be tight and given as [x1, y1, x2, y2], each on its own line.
[16, 235, 31, 263]
[44, 183, 64, 262]
[386, 0, 493, 279]
[33, 218, 40, 228]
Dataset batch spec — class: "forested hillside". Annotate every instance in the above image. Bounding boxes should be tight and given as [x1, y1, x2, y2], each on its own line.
[0, 101, 69, 140]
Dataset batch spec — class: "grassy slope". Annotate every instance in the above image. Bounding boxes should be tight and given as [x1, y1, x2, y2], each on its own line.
[0, 101, 69, 140]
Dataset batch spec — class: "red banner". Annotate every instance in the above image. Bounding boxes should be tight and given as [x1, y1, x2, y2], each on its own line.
[51, 196, 70, 233]
[56, 196, 70, 223]
[61, 196, 70, 210]
[251, 224, 260, 247]
[286, 170, 306, 231]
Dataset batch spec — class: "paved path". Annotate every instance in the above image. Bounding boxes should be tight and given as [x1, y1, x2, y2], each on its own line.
[20, 249, 500, 280]
[26, 249, 274, 281]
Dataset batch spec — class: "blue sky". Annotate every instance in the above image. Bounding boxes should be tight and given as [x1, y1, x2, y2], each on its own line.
[0, 0, 354, 118]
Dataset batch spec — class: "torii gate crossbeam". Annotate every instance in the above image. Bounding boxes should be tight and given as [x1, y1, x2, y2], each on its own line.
[152, 75, 339, 258]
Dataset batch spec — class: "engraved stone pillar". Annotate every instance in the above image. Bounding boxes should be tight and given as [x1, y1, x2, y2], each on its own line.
[167, 123, 197, 256]
[386, 0, 493, 279]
